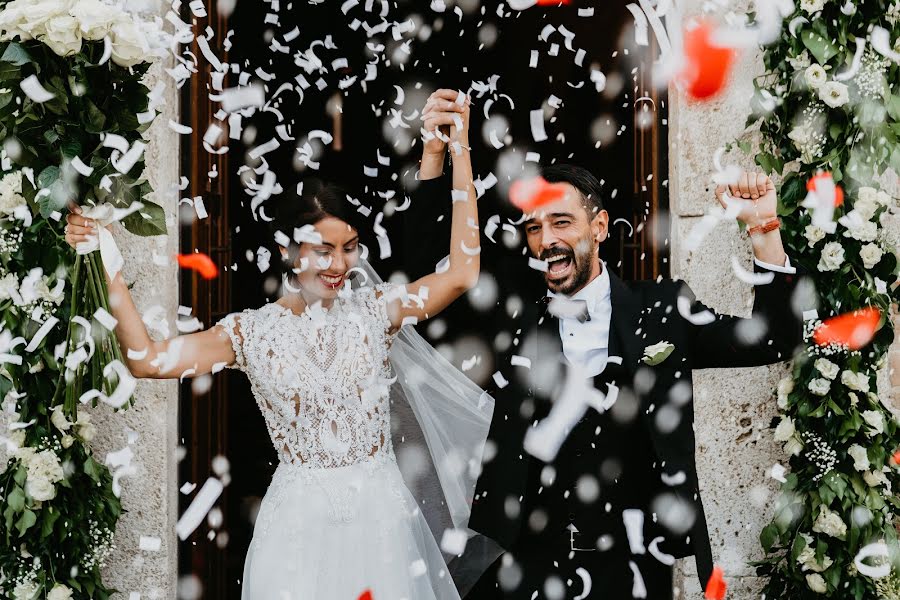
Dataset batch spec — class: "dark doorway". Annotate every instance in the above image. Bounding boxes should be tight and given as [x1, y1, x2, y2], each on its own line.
[179, 2, 668, 598]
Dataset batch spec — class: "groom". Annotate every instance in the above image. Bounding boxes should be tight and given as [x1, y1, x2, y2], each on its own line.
[407, 99, 806, 599]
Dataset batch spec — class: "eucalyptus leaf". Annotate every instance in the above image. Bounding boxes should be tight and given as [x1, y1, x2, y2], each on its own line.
[122, 200, 166, 236]
[0, 42, 32, 66]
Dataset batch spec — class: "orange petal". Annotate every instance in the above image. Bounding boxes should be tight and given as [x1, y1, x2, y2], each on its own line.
[358, 590, 373, 600]
[813, 307, 881, 351]
[891, 449, 900, 466]
[806, 172, 843, 206]
[176, 253, 219, 280]
[705, 565, 728, 600]
[680, 19, 737, 101]
[509, 176, 569, 212]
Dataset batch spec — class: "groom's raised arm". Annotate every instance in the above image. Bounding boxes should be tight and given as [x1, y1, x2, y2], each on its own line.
[679, 262, 807, 369]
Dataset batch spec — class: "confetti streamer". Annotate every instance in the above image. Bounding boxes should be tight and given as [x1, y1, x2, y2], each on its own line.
[730, 256, 775, 286]
[705, 565, 727, 600]
[529, 109, 548, 142]
[20, 75, 55, 103]
[176, 477, 224, 540]
[812, 307, 881, 350]
[177, 253, 219, 279]
[509, 176, 568, 212]
[678, 18, 737, 100]
[573, 567, 592, 600]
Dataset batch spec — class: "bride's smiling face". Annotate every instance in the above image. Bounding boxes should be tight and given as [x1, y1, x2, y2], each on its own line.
[286, 216, 360, 302]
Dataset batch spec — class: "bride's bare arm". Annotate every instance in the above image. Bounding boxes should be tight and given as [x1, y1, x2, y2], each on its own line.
[65, 209, 236, 379]
[386, 90, 479, 329]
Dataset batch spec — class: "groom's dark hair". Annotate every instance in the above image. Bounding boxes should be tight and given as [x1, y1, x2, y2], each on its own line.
[540, 164, 605, 217]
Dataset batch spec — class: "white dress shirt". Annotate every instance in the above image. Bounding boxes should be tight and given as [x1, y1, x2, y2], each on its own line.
[547, 257, 796, 378]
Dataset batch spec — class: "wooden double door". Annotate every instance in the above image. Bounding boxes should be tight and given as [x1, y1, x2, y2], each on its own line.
[178, 1, 668, 597]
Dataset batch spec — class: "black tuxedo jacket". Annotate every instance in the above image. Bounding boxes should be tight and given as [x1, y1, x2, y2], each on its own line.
[401, 174, 806, 592]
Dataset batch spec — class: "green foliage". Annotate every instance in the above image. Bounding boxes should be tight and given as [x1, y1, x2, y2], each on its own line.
[0, 33, 159, 599]
[743, 1, 900, 598]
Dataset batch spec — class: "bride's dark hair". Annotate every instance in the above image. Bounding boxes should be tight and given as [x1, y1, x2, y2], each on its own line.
[267, 177, 367, 279]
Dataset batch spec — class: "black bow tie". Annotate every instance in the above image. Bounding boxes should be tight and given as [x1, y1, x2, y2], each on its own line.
[541, 296, 591, 323]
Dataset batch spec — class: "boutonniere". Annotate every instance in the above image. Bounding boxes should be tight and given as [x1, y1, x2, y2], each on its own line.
[642, 341, 675, 366]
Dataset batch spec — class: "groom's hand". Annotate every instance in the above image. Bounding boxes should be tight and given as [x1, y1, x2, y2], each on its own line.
[714, 171, 777, 227]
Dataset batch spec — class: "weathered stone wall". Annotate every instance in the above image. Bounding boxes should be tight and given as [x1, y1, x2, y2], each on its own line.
[93, 52, 181, 598]
[668, 11, 900, 600]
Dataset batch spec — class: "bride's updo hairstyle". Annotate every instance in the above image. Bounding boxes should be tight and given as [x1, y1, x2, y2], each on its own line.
[267, 177, 368, 281]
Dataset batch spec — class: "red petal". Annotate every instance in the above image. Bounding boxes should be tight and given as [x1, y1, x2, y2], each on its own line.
[812, 307, 881, 351]
[357, 590, 373, 600]
[806, 172, 843, 206]
[509, 176, 569, 212]
[176, 253, 219, 280]
[892, 450, 900, 465]
[705, 565, 728, 600]
[680, 19, 737, 101]
[536, 0, 572, 4]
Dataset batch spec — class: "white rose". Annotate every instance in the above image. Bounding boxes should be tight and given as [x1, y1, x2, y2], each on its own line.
[0, 171, 27, 215]
[848, 391, 859, 407]
[858, 186, 877, 204]
[797, 534, 834, 572]
[804, 225, 826, 247]
[854, 196, 880, 221]
[71, 0, 121, 40]
[848, 444, 870, 471]
[47, 584, 73, 600]
[800, 0, 826, 12]
[61, 434, 74, 449]
[804, 64, 827, 88]
[875, 190, 893, 207]
[806, 573, 828, 594]
[841, 370, 870, 393]
[13, 0, 67, 38]
[26, 472, 56, 501]
[42, 14, 82, 57]
[843, 220, 878, 242]
[109, 17, 150, 68]
[50, 405, 72, 432]
[860, 243, 883, 269]
[812, 506, 847, 539]
[777, 377, 794, 396]
[819, 81, 849, 108]
[863, 470, 889, 488]
[818, 242, 845, 271]
[0, 273, 21, 302]
[13, 580, 39, 600]
[774, 416, 796, 442]
[814, 358, 839, 380]
[861, 410, 884, 436]
[77, 420, 97, 442]
[0, 3, 32, 41]
[808, 377, 831, 396]
[8, 429, 25, 450]
[784, 436, 804, 456]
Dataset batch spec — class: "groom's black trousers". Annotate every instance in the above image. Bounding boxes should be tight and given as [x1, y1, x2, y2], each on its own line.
[466, 533, 674, 600]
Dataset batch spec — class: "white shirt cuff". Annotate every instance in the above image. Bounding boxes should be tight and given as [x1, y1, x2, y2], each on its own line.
[754, 256, 796, 274]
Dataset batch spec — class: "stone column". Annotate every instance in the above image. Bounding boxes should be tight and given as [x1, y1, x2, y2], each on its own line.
[92, 53, 181, 598]
[667, 26, 789, 600]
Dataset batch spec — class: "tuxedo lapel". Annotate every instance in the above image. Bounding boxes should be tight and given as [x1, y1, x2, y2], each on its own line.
[607, 271, 643, 372]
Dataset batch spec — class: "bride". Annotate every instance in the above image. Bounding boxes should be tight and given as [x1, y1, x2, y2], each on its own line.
[62, 90, 497, 599]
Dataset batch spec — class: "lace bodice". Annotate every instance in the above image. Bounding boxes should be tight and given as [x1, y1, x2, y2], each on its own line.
[216, 285, 397, 469]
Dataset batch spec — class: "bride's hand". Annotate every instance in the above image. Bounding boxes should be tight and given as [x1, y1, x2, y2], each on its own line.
[63, 205, 98, 250]
[422, 89, 470, 154]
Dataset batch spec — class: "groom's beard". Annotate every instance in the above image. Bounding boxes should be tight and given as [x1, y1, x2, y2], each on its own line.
[542, 238, 595, 296]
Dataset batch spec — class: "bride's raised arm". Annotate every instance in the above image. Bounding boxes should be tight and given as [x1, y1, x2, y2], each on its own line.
[384, 89, 480, 330]
[63, 208, 235, 379]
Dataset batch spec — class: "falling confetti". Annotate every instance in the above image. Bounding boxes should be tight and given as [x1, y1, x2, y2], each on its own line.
[812, 307, 881, 350]
[357, 591, 374, 600]
[177, 253, 219, 279]
[679, 19, 737, 100]
[705, 565, 727, 600]
[509, 176, 569, 212]
[806, 172, 844, 207]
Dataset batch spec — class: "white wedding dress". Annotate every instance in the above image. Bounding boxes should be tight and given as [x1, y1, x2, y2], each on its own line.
[217, 284, 472, 600]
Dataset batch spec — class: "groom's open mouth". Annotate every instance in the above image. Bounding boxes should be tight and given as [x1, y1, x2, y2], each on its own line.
[545, 252, 574, 280]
